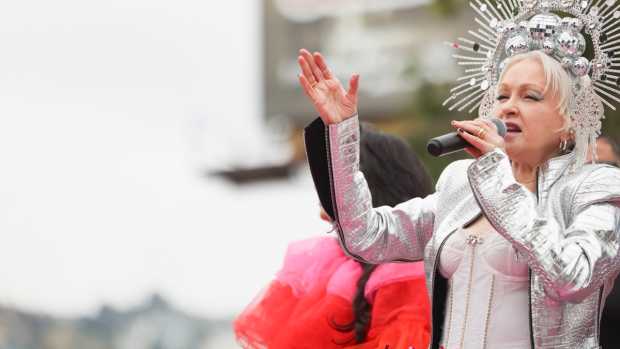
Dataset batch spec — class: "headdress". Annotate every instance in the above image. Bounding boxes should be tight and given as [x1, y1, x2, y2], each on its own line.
[444, 0, 620, 166]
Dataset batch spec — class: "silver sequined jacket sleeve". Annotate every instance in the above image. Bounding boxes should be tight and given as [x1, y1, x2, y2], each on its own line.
[324, 115, 443, 264]
[468, 149, 620, 302]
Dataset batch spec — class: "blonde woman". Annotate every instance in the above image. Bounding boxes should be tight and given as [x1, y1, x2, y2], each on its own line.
[299, 24, 620, 349]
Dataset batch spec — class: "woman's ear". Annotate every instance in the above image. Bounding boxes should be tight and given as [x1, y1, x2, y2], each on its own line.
[567, 126, 576, 148]
[558, 127, 576, 154]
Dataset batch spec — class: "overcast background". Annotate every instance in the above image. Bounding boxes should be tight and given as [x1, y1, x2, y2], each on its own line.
[0, 0, 328, 319]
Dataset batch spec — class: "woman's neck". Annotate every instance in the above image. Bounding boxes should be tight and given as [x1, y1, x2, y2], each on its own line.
[511, 160, 538, 192]
[509, 145, 563, 192]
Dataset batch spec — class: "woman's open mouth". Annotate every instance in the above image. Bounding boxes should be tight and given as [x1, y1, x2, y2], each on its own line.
[505, 122, 522, 133]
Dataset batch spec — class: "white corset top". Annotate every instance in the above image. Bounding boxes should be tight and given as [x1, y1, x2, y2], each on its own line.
[439, 228, 531, 349]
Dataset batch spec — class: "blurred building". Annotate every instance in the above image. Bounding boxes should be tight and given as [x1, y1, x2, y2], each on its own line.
[0, 294, 235, 349]
[219, 0, 479, 182]
[264, 0, 473, 127]
[212, 0, 476, 183]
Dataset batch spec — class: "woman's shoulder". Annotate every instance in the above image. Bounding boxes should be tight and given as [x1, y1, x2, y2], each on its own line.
[564, 163, 620, 213]
[436, 159, 475, 192]
[442, 159, 476, 175]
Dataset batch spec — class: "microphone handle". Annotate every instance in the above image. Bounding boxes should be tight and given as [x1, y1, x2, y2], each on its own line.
[426, 132, 468, 157]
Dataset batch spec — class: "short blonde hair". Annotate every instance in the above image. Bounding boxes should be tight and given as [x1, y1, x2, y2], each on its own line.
[497, 50, 581, 130]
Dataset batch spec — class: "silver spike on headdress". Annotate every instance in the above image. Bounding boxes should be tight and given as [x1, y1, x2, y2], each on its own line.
[444, 0, 620, 167]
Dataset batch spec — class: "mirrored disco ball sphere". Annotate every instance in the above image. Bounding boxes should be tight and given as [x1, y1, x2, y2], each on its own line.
[556, 30, 586, 57]
[571, 57, 590, 76]
[560, 17, 584, 32]
[528, 13, 561, 43]
[543, 39, 556, 55]
[506, 34, 531, 56]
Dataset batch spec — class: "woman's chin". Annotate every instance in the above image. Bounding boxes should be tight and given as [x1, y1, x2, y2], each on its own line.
[504, 131, 521, 142]
[504, 138, 524, 158]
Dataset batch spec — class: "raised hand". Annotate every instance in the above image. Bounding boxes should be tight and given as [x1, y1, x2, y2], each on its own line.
[297, 49, 359, 125]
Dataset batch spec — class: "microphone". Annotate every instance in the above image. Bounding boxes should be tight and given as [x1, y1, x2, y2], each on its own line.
[426, 118, 506, 157]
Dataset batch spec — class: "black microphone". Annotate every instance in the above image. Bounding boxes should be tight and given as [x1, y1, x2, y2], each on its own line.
[426, 118, 507, 157]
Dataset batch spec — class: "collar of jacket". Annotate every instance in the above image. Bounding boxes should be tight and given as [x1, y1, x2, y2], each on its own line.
[537, 150, 576, 200]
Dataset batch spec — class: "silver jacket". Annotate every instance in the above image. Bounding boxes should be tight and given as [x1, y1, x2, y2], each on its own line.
[303, 115, 620, 349]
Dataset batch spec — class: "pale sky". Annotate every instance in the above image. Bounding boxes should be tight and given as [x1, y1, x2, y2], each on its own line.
[0, 0, 328, 318]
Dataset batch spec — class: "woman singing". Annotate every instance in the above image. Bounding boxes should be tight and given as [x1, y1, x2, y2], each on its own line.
[298, 2, 620, 348]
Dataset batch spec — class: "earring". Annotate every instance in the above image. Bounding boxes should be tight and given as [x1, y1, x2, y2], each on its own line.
[559, 139, 568, 152]
[561, 127, 576, 153]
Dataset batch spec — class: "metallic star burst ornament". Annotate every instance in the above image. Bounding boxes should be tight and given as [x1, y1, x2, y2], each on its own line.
[444, 0, 620, 167]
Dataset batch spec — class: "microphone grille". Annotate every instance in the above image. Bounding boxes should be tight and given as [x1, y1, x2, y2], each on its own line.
[491, 118, 507, 137]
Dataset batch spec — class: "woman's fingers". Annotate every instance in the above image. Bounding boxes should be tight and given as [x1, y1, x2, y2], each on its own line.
[300, 49, 325, 82]
[298, 56, 317, 86]
[457, 128, 495, 156]
[451, 119, 500, 158]
[456, 118, 506, 150]
[453, 119, 491, 131]
[298, 74, 317, 100]
[481, 118, 498, 132]
[452, 120, 494, 139]
[313, 52, 334, 80]
[347, 74, 360, 99]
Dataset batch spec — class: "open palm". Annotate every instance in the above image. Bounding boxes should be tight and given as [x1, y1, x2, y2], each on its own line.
[297, 49, 359, 125]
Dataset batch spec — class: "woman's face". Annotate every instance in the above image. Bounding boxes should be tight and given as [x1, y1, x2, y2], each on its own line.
[493, 58, 567, 165]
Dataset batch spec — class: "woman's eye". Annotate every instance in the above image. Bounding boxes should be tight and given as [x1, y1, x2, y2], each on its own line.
[526, 95, 542, 101]
[496, 95, 508, 101]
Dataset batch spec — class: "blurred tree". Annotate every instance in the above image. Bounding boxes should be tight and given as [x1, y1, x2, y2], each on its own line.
[430, 0, 466, 16]
[396, 80, 470, 183]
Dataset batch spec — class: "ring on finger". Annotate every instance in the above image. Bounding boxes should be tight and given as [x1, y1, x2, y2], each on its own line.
[476, 127, 487, 138]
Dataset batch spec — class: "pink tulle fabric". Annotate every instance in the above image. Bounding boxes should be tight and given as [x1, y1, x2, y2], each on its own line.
[275, 236, 359, 299]
[276, 236, 425, 301]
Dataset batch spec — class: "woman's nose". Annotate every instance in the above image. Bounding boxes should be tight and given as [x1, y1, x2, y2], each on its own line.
[498, 100, 518, 119]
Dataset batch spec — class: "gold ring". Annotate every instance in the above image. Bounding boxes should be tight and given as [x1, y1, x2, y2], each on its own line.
[477, 127, 487, 138]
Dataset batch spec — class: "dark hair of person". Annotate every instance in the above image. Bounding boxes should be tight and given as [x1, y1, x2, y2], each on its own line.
[329, 123, 434, 344]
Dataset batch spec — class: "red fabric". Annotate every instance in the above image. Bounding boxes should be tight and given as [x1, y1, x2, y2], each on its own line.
[234, 280, 355, 348]
[234, 271, 430, 349]
[234, 237, 430, 349]
[349, 277, 431, 349]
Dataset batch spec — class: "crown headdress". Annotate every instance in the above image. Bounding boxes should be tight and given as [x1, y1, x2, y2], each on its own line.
[444, 0, 620, 166]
